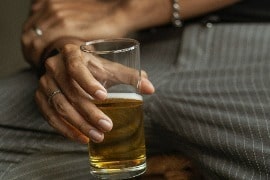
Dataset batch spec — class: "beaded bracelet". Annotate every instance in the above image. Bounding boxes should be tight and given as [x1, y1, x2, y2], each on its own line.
[171, 0, 182, 27]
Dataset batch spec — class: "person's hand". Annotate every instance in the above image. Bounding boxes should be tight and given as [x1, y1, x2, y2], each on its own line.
[22, 0, 129, 65]
[35, 43, 155, 144]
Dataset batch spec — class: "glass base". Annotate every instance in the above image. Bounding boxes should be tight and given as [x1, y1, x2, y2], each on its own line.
[90, 162, 146, 179]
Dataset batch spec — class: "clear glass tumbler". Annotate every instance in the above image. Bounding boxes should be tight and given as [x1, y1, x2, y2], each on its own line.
[81, 38, 146, 179]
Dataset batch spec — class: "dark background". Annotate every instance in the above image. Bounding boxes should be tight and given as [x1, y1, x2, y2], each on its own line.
[0, 0, 30, 78]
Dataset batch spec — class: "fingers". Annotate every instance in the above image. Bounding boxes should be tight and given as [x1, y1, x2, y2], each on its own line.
[140, 77, 155, 94]
[61, 44, 108, 100]
[21, 28, 44, 65]
[33, 42, 153, 145]
[60, 44, 154, 98]
[35, 89, 90, 144]
[22, 1, 70, 63]
[38, 74, 107, 143]
[21, 18, 69, 63]
[43, 55, 113, 138]
[28, 1, 81, 32]
[51, 70, 113, 133]
[33, 6, 73, 32]
[99, 57, 155, 94]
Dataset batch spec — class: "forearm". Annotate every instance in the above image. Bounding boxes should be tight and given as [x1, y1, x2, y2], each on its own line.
[119, 0, 241, 32]
[25, 0, 241, 68]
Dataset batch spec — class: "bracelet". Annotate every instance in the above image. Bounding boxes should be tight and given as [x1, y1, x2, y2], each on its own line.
[171, 0, 182, 27]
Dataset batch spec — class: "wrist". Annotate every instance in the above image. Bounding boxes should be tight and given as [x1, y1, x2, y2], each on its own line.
[38, 37, 84, 76]
[42, 37, 83, 58]
[117, 0, 172, 32]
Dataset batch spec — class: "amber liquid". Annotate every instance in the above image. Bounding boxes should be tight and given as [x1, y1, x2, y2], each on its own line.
[89, 96, 146, 176]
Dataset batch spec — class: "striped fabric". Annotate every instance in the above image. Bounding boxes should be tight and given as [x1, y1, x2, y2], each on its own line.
[142, 23, 270, 180]
[0, 23, 270, 179]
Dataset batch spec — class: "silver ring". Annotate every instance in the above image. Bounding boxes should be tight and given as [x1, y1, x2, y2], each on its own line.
[48, 89, 62, 105]
[33, 26, 43, 36]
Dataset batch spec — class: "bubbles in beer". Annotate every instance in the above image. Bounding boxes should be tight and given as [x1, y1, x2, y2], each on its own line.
[89, 93, 146, 174]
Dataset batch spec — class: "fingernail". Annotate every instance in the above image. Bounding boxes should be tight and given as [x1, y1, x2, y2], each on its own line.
[142, 78, 155, 94]
[94, 90, 107, 100]
[89, 129, 104, 143]
[98, 119, 113, 132]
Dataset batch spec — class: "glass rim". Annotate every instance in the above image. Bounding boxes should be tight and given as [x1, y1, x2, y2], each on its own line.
[80, 38, 139, 55]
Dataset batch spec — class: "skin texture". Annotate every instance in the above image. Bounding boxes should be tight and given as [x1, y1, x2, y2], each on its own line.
[22, 0, 128, 65]
[22, 0, 240, 144]
[22, 0, 240, 65]
[35, 41, 155, 143]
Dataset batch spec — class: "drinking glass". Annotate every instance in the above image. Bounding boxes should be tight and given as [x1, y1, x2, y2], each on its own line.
[80, 38, 146, 179]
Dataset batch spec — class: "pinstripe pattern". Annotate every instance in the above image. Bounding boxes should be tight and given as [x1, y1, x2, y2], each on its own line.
[0, 23, 270, 179]
[0, 72, 90, 179]
[143, 23, 270, 180]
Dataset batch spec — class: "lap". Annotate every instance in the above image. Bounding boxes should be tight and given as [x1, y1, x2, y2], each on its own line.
[142, 23, 270, 179]
[0, 70, 90, 179]
[1, 23, 270, 180]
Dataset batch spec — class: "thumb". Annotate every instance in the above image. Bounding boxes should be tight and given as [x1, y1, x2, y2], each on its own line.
[139, 77, 155, 95]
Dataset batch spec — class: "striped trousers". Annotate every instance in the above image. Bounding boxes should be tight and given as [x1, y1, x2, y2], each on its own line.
[1, 23, 270, 179]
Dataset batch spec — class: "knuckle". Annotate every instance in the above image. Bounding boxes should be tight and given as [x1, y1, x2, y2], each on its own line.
[54, 11, 64, 21]
[62, 46, 82, 75]
[44, 57, 57, 73]
[67, 60, 81, 75]
[47, 0, 57, 10]
[69, 96, 79, 105]
[77, 121, 86, 133]
[62, 44, 77, 54]
[87, 109, 100, 123]
[59, 18, 69, 28]
[54, 100, 68, 115]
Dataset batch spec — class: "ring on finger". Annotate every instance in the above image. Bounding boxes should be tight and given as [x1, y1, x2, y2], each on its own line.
[33, 26, 43, 36]
[48, 89, 62, 105]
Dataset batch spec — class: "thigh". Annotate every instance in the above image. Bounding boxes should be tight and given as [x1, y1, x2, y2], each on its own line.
[0, 70, 92, 179]
[142, 24, 270, 180]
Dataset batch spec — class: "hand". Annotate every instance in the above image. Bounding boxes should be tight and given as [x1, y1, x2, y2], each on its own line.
[35, 43, 155, 144]
[22, 0, 129, 65]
